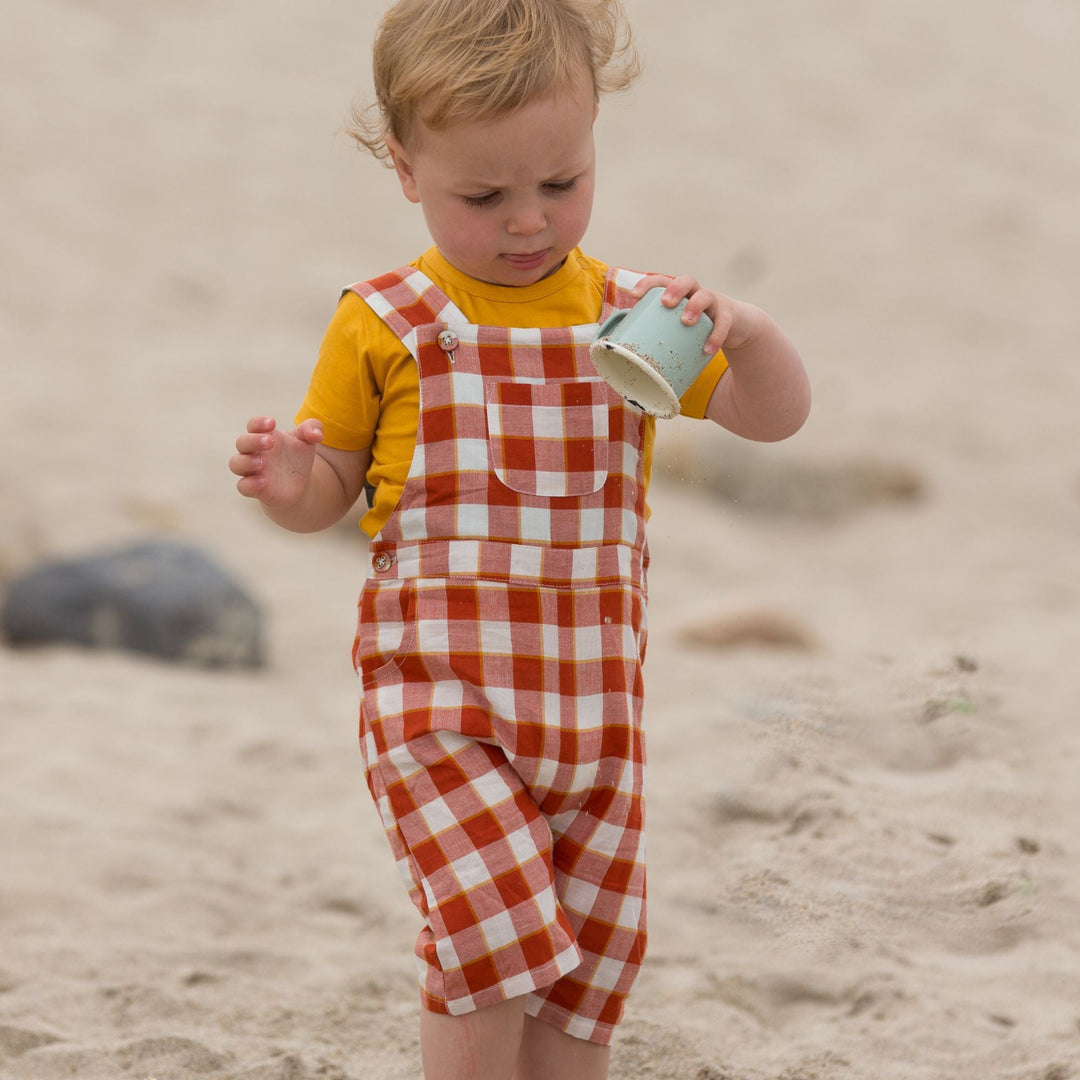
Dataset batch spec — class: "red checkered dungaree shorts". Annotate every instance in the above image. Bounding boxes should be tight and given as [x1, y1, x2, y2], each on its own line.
[350, 265, 650, 1045]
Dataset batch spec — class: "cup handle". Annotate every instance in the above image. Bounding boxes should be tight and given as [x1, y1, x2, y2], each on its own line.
[594, 308, 628, 341]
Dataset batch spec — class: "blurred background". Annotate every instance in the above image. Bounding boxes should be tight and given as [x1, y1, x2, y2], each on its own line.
[4, 0, 1078, 656]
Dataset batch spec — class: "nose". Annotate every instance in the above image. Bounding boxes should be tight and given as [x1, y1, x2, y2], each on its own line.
[506, 197, 546, 236]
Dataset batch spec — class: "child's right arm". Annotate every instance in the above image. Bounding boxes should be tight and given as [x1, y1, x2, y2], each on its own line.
[229, 415, 371, 533]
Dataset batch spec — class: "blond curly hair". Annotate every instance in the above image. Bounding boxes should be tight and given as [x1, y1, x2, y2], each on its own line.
[348, 0, 640, 160]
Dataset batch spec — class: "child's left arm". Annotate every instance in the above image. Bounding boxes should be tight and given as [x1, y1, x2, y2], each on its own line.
[632, 275, 810, 441]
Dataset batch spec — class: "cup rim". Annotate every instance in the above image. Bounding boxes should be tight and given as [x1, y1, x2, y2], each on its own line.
[590, 339, 682, 419]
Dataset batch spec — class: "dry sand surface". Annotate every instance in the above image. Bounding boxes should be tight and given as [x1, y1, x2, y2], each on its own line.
[3, 0, 1080, 1077]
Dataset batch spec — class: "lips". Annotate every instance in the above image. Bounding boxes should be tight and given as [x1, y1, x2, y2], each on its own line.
[501, 250, 551, 271]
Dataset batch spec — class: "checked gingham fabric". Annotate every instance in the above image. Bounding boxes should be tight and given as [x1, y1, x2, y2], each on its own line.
[486, 378, 610, 498]
[349, 266, 651, 1045]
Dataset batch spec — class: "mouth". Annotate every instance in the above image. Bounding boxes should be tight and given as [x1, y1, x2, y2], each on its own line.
[500, 250, 551, 271]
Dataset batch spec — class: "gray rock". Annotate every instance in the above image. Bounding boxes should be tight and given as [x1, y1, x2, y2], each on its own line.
[1, 540, 265, 668]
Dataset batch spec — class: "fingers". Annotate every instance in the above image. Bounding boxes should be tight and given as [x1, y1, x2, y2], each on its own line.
[229, 445, 270, 499]
[702, 307, 734, 356]
[233, 417, 321, 453]
[295, 418, 324, 445]
[231, 446, 270, 499]
[234, 472, 269, 498]
[635, 274, 712, 318]
[230, 416, 276, 497]
[633, 273, 708, 316]
[659, 274, 701, 306]
[630, 273, 673, 299]
[233, 416, 274, 454]
[654, 276, 719, 345]
[229, 446, 265, 477]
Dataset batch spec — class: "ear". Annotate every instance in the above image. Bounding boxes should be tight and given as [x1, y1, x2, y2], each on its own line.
[385, 134, 421, 204]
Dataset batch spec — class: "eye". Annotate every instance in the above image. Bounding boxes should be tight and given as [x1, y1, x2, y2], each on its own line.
[462, 191, 501, 208]
[543, 178, 579, 196]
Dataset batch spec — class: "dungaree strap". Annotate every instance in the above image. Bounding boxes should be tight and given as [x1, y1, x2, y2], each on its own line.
[345, 267, 470, 356]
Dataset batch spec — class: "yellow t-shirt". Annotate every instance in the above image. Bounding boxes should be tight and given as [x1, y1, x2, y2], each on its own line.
[296, 247, 728, 537]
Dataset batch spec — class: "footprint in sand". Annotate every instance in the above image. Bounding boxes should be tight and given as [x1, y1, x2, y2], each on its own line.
[680, 610, 817, 651]
[0, 1034, 232, 1080]
[0, 1024, 63, 1058]
[114, 1036, 232, 1075]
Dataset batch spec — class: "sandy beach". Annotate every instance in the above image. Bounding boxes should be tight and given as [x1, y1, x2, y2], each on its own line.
[2, 0, 1079, 1077]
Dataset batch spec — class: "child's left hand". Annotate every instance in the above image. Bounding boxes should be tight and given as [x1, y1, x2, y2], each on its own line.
[631, 274, 766, 357]
[632, 273, 811, 442]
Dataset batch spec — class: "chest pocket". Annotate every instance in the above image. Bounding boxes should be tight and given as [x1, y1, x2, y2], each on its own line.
[485, 378, 610, 498]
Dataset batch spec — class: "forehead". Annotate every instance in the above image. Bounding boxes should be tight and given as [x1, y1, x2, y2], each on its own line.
[412, 79, 597, 184]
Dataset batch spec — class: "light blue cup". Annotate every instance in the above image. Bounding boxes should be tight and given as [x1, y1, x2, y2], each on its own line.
[590, 287, 714, 418]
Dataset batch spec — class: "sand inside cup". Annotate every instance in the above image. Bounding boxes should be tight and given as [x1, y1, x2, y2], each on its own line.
[590, 339, 682, 418]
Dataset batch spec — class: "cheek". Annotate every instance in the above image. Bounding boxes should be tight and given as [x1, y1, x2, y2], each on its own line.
[560, 189, 595, 237]
[422, 202, 478, 251]
[445, 215, 495, 258]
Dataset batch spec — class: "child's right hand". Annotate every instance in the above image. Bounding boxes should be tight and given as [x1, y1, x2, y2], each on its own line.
[229, 416, 324, 509]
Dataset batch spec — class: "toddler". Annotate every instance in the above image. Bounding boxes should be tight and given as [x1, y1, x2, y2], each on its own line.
[230, 1, 810, 1077]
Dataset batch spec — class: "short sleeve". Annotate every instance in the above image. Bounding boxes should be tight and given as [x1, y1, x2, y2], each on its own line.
[678, 351, 729, 420]
[295, 292, 381, 450]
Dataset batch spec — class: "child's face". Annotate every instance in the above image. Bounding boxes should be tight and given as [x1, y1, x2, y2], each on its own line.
[386, 75, 598, 287]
